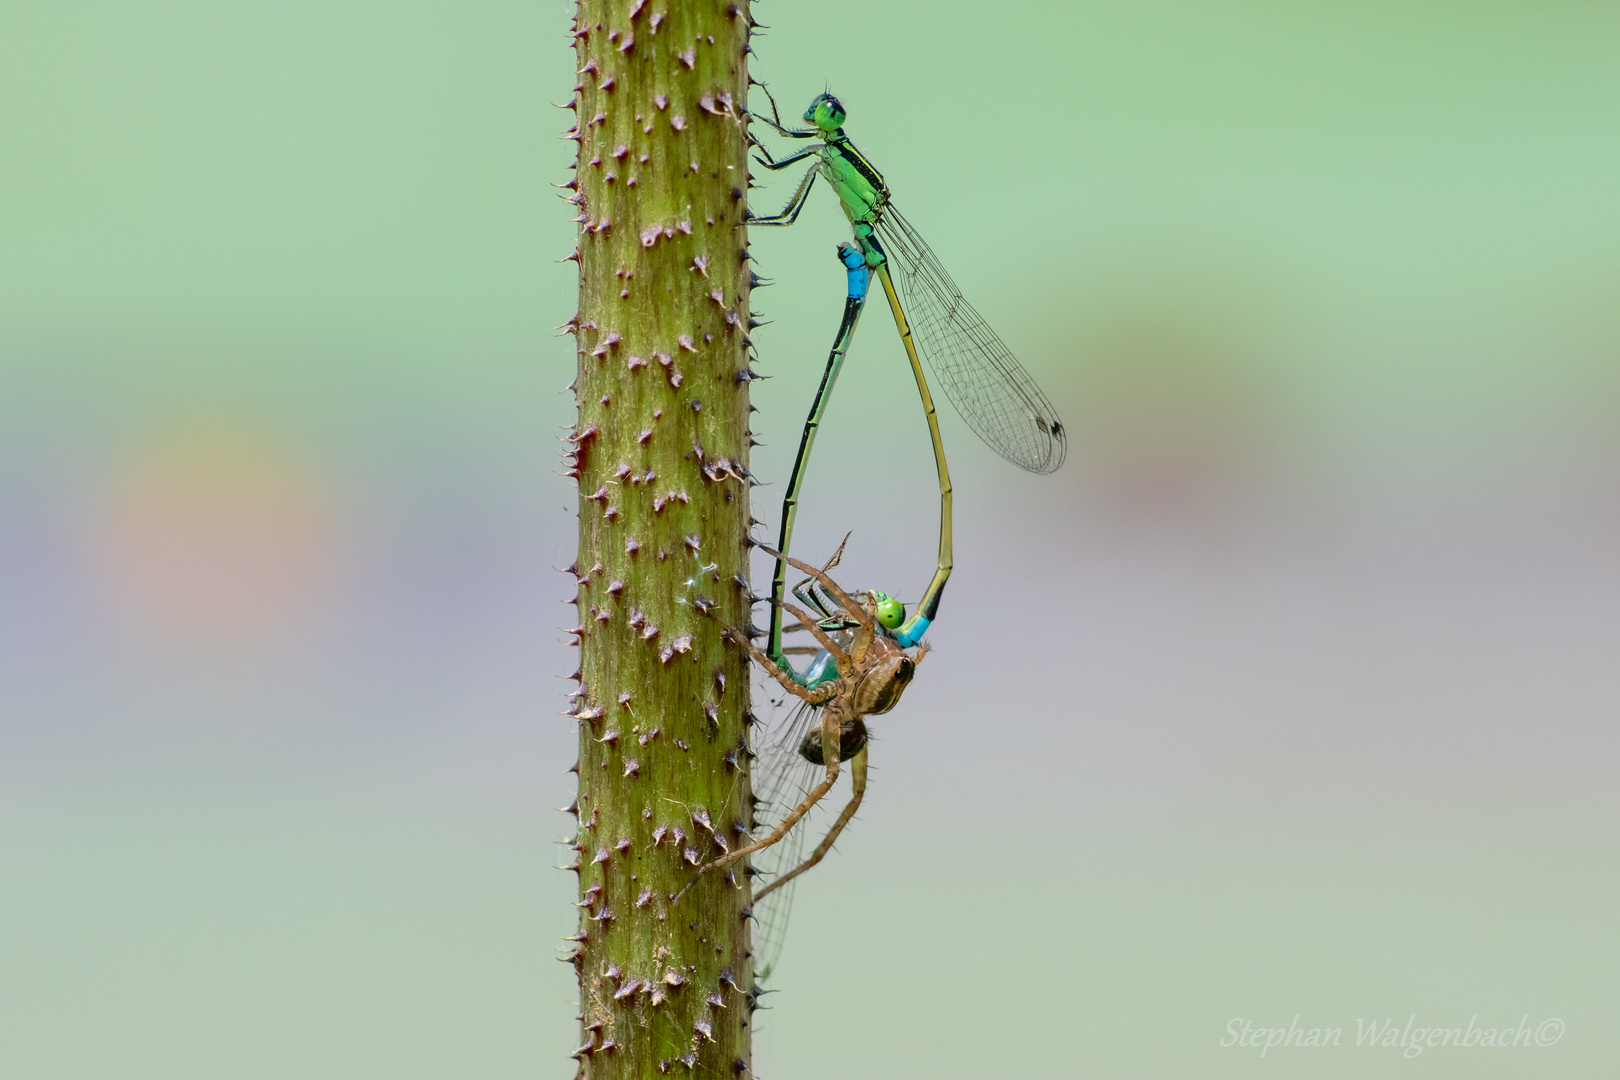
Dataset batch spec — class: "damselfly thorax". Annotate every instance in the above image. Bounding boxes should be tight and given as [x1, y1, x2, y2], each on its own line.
[818, 135, 890, 228]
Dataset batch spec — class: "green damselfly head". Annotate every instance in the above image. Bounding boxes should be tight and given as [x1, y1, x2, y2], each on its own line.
[803, 93, 846, 132]
[872, 591, 906, 631]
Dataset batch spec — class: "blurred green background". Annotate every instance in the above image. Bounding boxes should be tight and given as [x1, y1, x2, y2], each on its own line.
[4, 1, 1619, 1076]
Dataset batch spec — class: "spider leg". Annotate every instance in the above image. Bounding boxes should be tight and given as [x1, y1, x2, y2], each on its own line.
[698, 709, 843, 875]
[780, 617, 850, 640]
[777, 598, 849, 661]
[753, 542, 870, 628]
[820, 531, 851, 573]
[753, 743, 866, 903]
[784, 538, 855, 625]
[793, 535, 853, 619]
[723, 625, 838, 702]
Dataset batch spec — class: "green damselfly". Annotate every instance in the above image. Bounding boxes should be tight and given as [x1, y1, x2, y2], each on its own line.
[750, 90, 1067, 666]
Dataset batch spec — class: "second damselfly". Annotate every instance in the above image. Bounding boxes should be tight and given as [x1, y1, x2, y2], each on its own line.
[751, 90, 1067, 665]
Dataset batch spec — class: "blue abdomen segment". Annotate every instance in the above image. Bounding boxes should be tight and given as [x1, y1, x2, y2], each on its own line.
[892, 615, 930, 649]
[839, 241, 870, 300]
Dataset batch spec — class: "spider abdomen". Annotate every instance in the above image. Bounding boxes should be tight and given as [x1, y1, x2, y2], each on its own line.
[797, 716, 869, 766]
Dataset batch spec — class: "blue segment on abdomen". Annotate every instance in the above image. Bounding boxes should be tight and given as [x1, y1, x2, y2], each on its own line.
[893, 615, 930, 649]
[839, 242, 870, 300]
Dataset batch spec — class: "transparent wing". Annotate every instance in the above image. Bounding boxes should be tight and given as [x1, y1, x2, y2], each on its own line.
[747, 693, 821, 983]
[875, 206, 1067, 474]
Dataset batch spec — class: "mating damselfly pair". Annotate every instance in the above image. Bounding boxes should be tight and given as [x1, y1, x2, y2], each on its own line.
[688, 88, 1066, 977]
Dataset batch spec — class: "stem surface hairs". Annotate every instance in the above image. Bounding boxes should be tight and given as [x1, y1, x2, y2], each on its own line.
[562, 1, 758, 1077]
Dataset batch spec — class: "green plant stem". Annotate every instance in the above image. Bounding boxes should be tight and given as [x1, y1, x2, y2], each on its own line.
[563, 1, 757, 1077]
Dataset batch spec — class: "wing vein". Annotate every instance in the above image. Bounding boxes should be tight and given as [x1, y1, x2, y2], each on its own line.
[876, 206, 1067, 474]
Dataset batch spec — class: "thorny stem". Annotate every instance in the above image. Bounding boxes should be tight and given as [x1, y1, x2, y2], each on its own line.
[562, 1, 759, 1078]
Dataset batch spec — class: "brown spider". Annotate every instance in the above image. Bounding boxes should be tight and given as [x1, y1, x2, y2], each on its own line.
[697, 541, 927, 898]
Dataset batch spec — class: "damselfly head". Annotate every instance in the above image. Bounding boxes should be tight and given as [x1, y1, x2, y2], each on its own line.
[871, 591, 906, 631]
[803, 93, 845, 132]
